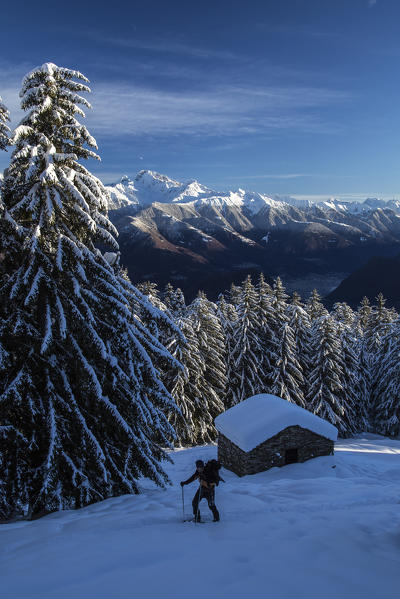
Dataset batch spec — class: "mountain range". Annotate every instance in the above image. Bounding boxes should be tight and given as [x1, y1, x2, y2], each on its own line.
[105, 171, 400, 301]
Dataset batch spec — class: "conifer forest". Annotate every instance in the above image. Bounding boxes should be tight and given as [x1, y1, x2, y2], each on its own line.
[1, 63, 399, 522]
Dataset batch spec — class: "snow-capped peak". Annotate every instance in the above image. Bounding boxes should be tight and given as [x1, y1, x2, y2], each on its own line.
[105, 176, 139, 210]
[133, 170, 201, 204]
[135, 170, 181, 190]
[363, 197, 385, 209]
[105, 170, 299, 213]
[104, 170, 400, 218]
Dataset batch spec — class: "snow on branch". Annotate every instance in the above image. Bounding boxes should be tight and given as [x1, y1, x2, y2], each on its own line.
[55, 295, 67, 340]
[24, 266, 44, 306]
[70, 336, 103, 399]
[60, 370, 107, 477]
[40, 303, 53, 355]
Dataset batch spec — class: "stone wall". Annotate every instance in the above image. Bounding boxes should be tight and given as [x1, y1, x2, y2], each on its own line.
[218, 426, 334, 477]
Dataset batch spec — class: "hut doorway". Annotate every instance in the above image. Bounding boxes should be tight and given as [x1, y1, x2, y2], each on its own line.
[285, 448, 298, 464]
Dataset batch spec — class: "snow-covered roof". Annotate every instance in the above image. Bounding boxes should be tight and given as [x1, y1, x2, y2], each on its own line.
[215, 394, 338, 452]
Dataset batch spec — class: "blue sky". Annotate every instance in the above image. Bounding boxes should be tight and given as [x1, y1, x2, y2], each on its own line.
[1, 0, 399, 200]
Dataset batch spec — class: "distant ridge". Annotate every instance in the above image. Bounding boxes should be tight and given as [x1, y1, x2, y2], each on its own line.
[326, 254, 400, 309]
[103, 171, 400, 301]
[105, 170, 400, 214]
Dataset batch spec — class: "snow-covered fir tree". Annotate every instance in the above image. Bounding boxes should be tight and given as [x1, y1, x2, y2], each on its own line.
[228, 276, 265, 406]
[229, 282, 241, 306]
[134, 281, 177, 344]
[255, 273, 276, 391]
[333, 304, 365, 433]
[216, 294, 237, 351]
[373, 318, 400, 436]
[267, 278, 293, 398]
[135, 283, 213, 445]
[307, 315, 351, 436]
[0, 99, 18, 486]
[363, 293, 394, 356]
[0, 198, 24, 290]
[287, 295, 312, 402]
[169, 287, 186, 318]
[363, 293, 397, 415]
[163, 283, 176, 312]
[353, 297, 373, 426]
[290, 291, 302, 307]
[271, 321, 306, 407]
[0, 96, 10, 150]
[369, 296, 400, 426]
[190, 294, 226, 421]
[332, 302, 356, 328]
[257, 272, 272, 300]
[216, 294, 238, 407]
[0, 63, 179, 520]
[356, 297, 372, 333]
[136, 281, 166, 312]
[157, 284, 187, 347]
[130, 284, 184, 424]
[270, 277, 289, 333]
[166, 314, 214, 445]
[0, 96, 18, 281]
[306, 288, 328, 321]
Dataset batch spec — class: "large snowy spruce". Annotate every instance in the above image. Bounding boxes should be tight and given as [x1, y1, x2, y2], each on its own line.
[0, 63, 178, 521]
[307, 315, 350, 435]
[0, 97, 22, 281]
[228, 276, 265, 406]
[166, 313, 211, 445]
[163, 290, 225, 445]
[0, 96, 10, 150]
[190, 295, 226, 423]
[373, 318, 400, 436]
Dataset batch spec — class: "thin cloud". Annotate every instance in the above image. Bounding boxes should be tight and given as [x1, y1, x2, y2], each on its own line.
[255, 23, 343, 40]
[100, 36, 238, 61]
[227, 174, 317, 180]
[86, 82, 351, 138]
[0, 61, 352, 143]
[226, 173, 354, 181]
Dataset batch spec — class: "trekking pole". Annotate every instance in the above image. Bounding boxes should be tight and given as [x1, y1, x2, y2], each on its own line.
[181, 485, 185, 521]
[195, 482, 201, 525]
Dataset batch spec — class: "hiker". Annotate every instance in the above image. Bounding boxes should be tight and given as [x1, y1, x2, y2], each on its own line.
[180, 459, 222, 522]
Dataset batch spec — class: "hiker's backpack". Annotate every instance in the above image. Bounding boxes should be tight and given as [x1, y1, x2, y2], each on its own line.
[203, 460, 223, 485]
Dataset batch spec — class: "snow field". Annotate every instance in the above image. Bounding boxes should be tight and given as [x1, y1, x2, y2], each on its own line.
[1, 436, 400, 599]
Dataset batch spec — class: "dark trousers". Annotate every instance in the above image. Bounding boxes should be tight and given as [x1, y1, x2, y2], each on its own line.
[192, 487, 219, 520]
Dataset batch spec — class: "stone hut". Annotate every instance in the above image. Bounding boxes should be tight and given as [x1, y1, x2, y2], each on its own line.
[215, 394, 338, 477]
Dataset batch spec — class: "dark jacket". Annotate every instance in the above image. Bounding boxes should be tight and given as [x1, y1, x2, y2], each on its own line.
[182, 471, 201, 486]
[182, 470, 212, 488]
[182, 463, 223, 488]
